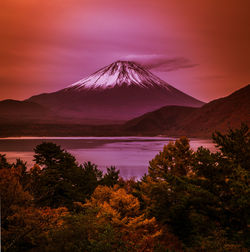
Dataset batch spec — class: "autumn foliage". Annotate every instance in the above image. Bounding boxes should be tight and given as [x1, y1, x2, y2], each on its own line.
[1, 124, 249, 251]
[0, 165, 68, 251]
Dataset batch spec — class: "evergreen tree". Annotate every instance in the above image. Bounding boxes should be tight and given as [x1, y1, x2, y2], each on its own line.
[31, 142, 102, 208]
[141, 125, 250, 248]
[101, 166, 120, 187]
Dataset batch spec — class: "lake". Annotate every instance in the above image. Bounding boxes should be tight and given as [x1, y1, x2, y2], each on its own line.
[0, 137, 216, 179]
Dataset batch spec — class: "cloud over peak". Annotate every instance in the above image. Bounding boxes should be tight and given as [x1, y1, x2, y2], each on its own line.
[124, 54, 197, 72]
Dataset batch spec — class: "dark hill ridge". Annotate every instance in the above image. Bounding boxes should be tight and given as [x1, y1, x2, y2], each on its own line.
[180, 84, 250, 136]
[27, 61, 204, 123]
[0, 84, 248, 137]
[124, 84, 250, 137]
[125, 106, 197, 133]
[0, 99, 55, 123]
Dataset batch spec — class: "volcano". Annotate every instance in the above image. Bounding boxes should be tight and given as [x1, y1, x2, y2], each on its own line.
[27, 61, 204, 123]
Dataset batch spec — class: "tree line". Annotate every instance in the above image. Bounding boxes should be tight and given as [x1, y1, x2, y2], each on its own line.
[1, 124, 249, 251]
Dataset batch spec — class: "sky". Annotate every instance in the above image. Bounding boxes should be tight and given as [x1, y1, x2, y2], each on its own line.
[1, 0, 249, 102]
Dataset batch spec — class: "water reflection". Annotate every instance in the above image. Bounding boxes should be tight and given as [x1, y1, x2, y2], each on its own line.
[0, 137, 216, 179]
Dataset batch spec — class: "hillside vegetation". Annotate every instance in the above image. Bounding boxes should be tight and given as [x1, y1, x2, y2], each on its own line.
[1, 124, 249, 251]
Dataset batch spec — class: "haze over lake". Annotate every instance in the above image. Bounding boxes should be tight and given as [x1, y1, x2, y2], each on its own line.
[0, 137, 216, 179]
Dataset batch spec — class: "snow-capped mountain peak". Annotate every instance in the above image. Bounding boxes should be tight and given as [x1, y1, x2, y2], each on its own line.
[27, 60, 204, 122]
[66, 61, 170, 90]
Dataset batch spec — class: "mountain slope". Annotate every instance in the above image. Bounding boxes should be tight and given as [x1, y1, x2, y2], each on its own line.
[1, 85, 248, 137]
[0, 99, 54, 123]
[124, 84, 250, 137]
[27, 61, 204, 123]
[125, 106, 197, 133]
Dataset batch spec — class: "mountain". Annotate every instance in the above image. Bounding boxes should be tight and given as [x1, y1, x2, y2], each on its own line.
[125, 106, 197, 133]
[125, 84, 250, 137]
[0, 99, 55, 123]
[0, 85, 248, 137]
[27, 61, 204, 123]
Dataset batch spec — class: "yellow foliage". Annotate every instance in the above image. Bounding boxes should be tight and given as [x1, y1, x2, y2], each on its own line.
[84, 185, 164, 251]
[109, 188, 140, 217]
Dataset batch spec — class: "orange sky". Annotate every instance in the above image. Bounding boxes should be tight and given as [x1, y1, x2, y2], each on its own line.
[1, 0, 249, 102]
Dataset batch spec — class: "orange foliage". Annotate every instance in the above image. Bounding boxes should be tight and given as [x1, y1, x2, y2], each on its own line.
[84, 185, 180, 251]
[0, 166, 68, 250]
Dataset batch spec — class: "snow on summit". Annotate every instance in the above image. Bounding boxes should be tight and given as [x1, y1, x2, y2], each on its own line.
[67, 61, 170, 90]
[27, 60, 204, 122]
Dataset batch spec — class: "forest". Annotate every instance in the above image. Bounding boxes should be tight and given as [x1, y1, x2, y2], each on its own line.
[1, 124, 249, 251]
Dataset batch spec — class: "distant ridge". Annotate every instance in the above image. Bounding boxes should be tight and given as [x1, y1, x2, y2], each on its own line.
[124, 84, 250, 137]
[0, 99, 54, 123]
[0, 85, 248, 137]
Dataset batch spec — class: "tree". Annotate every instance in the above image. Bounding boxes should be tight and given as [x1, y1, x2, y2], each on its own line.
[148, 136, 194, 179]
[77, 161, 103, 199]
[45, 208, 123, 252]
[141, 125, 250, 249]
[34, 142, 65, 168]
[31, 142, 86, 208]
[44, 186, 181, 251]
[31, 142, 108, 208]
[0, 154, 11, 169]
[212, 123, 250, 171]
[82, 185, 181, 251]
[212, 123, 250, 246]
[145, 137, 200, 244]
[0, 165, 68, 251]
[101, 166, 120, 187]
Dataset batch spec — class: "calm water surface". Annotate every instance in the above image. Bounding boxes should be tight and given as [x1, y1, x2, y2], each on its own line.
[0, 137, 216, 179]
